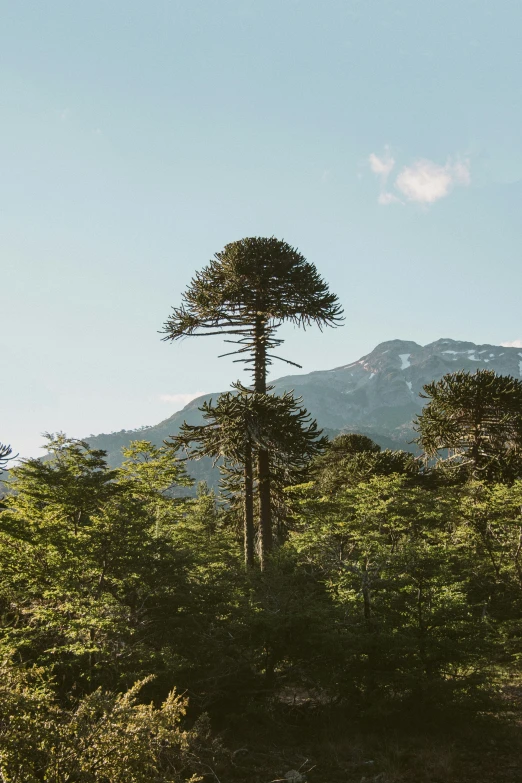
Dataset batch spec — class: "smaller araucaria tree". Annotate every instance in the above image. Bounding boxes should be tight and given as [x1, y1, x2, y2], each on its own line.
[171, 384, 327, 568]
[414, 369, 522, 482]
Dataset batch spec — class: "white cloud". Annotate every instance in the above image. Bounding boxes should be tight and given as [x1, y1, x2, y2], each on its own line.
[501, 340, 522, 348]
[395, 158, 471, 204]
[452, 160, 471, 186]
[369, 147, 400, 205]
[159, 392, 206, 408]
[368, 149, 471, 206]
[378, 191, 402, 205]
[369, 149, 395, 179]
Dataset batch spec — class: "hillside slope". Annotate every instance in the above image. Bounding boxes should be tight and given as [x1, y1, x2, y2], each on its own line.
[86, 338, 522, 483]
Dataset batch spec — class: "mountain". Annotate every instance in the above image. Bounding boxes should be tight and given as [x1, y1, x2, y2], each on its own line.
[86, 338, 522, 484]
[271, 337, 522, 442]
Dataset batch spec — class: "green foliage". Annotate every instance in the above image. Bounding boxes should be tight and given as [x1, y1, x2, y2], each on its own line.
[318, 432, 382, 458]
[0, 660, 212, 782]
[164, 484, 252, 705]
[415, 369, 522, 482]
[313, 433, 422, 494]
[175, 383, 326, 474]
[245, 546, 341, 691]
[4, 433, 120, 531]
[0, 435, 192, 694]
[118, 439, 193, 533]
[173, 383, 327, 564]
[5, 369, 522, 777]
[119, 440, 193, 497]
[289, 475, 495, 711]
[162, 236, 343, 377]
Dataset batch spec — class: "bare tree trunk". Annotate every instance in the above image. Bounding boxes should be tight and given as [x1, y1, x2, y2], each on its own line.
[258, 450, 272, 569]
[244, 438, 255, 568]
[254, 313, 272, 570]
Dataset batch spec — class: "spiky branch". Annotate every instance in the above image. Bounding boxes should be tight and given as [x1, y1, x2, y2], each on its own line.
[0, 442, 16, 476]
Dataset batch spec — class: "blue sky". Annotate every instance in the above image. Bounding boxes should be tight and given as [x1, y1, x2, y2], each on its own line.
[2, 0, 522, 458]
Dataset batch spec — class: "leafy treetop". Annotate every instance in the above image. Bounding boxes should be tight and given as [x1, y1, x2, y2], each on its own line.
[162, 236, 344, 377]
[415, 369, 522, 482]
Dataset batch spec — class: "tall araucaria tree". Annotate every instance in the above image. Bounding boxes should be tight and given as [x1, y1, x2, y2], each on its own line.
[162, 237, 343, 567]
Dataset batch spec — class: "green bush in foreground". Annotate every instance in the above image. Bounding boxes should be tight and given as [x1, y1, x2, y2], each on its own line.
[0, 659, 216, 782]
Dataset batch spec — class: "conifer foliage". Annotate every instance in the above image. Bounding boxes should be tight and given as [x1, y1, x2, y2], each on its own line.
[415, 369, 522, 482]
[172, 383, 327, 567]
[0, 442, 15, 475]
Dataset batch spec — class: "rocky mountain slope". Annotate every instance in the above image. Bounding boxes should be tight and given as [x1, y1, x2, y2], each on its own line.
[86, 338, 522, 482]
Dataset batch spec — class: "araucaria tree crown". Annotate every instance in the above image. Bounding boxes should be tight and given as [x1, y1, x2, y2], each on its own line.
[162, 236, 343, 386]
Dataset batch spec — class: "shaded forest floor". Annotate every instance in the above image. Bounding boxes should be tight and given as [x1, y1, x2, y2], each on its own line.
[208, 681, 522, 783]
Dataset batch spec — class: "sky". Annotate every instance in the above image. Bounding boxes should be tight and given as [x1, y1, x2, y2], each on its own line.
[2, 0, 522, 458]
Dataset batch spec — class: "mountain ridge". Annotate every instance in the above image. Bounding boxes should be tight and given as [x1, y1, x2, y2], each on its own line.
[84, 338, 522, 483]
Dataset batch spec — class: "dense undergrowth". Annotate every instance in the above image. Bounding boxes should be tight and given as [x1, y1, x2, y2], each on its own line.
[2, 430, 522, 781]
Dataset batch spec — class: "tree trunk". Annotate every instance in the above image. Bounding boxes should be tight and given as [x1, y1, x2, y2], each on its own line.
[258, 449, 272, 569]
[244, 438, 255, 568]
[254, 313, 272, 570]
[362, 561, 375, 695]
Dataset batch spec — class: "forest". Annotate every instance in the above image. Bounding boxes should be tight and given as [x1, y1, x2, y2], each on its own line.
[2, 238, 522, 782]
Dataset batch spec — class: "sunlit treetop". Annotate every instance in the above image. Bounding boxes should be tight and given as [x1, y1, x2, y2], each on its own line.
[162, 236, 344, 376]
[164, 236, 343, 332]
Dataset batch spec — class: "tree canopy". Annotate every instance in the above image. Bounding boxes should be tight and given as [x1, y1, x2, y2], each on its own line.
[4, 374, 522, 779]
[172, 383, 327, 567]
[162, 236, 343, 381]
[415, 369, 522, 482]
